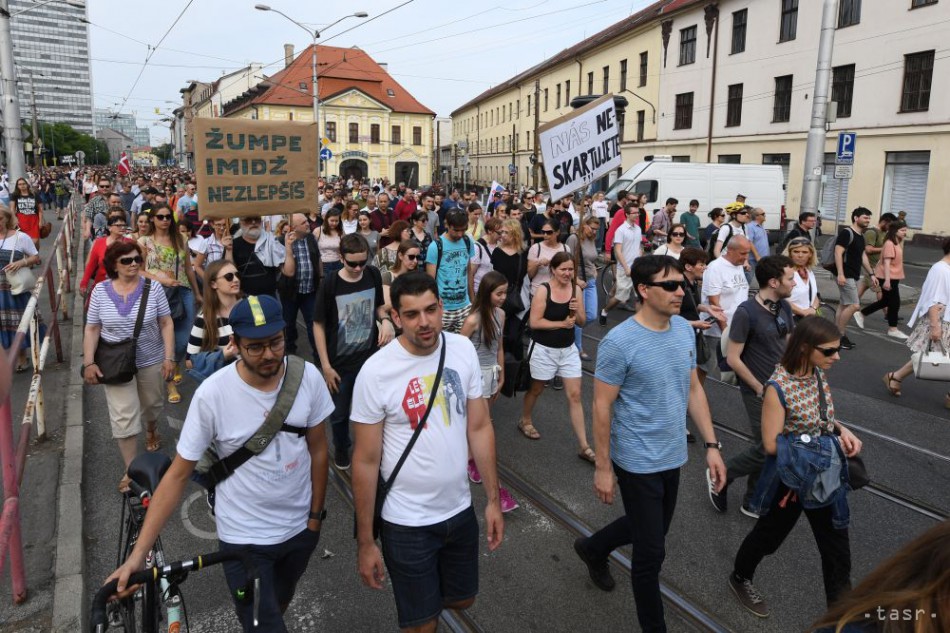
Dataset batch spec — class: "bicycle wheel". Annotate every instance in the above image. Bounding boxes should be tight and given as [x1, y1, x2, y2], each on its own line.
[599, 262, 615, 297]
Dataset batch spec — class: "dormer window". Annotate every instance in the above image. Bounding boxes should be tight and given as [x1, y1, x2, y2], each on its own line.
[386, 89, 395, 97]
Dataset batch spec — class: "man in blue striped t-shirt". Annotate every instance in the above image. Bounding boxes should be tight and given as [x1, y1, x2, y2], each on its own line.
[573, 255, 727, 632]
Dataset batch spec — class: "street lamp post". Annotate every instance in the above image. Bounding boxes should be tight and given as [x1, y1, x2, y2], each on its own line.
[254, 5, 367, 178]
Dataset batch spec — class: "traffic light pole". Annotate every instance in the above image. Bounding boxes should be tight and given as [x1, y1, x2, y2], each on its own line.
[0, 0, 26, 180]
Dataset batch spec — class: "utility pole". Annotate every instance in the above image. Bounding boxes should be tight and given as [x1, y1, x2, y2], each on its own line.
[800, 0, 838, 220]
[532, 79, 540, 191]
[0, 0, 26, 179]
[511, 123, 516, 190]
[28, 74, 39, 167]
[436, 121, 441, 185]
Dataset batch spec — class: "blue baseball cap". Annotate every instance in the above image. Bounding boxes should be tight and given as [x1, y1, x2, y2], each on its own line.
[229, 295, 285, 339]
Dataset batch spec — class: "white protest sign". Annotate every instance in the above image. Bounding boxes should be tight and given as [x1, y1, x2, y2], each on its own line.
[538, 94, 622, 199]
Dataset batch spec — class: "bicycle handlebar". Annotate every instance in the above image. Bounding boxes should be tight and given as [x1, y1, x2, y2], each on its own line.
[89, 549, 260, 632]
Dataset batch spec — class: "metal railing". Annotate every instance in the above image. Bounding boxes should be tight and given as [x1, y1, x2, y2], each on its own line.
[0, 196, 77, 604]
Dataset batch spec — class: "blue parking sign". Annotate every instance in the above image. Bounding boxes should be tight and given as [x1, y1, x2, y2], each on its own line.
[836, 132, 856, 165]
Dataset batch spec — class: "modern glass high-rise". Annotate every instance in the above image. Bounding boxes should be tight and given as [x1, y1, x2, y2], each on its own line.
[94, 109, 150, 147]
[9, 0, 94, 135]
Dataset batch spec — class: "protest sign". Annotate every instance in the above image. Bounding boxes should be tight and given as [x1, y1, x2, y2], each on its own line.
[538, 94, 622, 200]
[194, 117, 319, 219]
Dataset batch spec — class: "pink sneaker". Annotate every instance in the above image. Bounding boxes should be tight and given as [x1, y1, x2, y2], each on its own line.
[467, 459, 482, 484]
[499, 487, 519, 513]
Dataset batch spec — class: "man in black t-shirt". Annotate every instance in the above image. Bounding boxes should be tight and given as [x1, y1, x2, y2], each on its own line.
[231, 215, 285, 296]
[314, 233, 395, 470]
[833, 207, 877, 350]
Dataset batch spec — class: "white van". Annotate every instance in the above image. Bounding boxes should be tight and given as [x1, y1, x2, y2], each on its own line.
[602, 156, 788, 236]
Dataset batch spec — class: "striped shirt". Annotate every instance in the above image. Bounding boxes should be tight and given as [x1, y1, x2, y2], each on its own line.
[87, 277, 171, 368]
[595, 316, 695, 474]
[186, 314, 233, 358]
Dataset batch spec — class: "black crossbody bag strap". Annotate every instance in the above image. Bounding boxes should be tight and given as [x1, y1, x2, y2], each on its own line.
[380, 333, 447, 494]
[132, 279, 151, 341]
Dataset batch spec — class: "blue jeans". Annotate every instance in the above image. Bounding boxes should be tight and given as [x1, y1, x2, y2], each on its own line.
[220, 526, 320, 632]
[322, 260, 343, 277]
[280, 290, 317, 361]
[575, 280, 598, 352]
[329, 369, 359, 453]
[585, 466, 680, 633]
[172, 287, 196, 362]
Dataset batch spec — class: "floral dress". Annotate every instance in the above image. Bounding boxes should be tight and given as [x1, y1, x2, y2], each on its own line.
[139, 236, 191, 289]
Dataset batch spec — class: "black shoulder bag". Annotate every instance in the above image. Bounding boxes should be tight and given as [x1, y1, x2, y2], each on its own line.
[92, 279, 151, 384]
[363, 334, 446, 540]
[164, 250, 186, 321]
[815, 370, 869, 490]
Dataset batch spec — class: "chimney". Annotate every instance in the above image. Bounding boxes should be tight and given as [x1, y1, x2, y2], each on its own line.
[284, 44, 294, 68]
[378, 62, 388, 73]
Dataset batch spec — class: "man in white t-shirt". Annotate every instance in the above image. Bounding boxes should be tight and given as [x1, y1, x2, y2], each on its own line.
[599, 202, 643, 325]
[106, 295, 334, 632]
[352, 272, 503, 633]
[701, 236, 751, 376]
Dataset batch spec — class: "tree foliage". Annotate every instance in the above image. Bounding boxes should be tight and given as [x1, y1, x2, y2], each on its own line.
[31, 122, 110, 164]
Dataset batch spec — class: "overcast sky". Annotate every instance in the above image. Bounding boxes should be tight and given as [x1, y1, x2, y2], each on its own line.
[88, 0, 656, 145]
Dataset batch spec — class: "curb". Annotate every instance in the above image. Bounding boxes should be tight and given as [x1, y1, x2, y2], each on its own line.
[51, 211, 86, 632]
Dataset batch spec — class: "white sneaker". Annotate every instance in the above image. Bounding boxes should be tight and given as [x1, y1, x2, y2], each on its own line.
[853, 312, 865, 329]
[887, 330, 909, 340]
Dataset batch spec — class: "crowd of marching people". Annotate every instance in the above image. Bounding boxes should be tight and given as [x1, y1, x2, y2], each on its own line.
[45, 165, 945, 632]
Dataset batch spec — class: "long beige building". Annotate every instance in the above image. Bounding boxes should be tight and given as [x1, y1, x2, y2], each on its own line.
[453, 0, 950, 236]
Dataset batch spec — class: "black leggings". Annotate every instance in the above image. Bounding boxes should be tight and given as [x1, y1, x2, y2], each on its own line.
[861, 278, 900, 327]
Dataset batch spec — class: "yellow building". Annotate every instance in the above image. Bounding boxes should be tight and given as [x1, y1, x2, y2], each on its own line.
[222, 44, 435, 188]
[451, 4, 664, 192]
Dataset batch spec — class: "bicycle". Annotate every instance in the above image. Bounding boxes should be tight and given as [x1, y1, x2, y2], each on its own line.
[90, 547, 260, 632]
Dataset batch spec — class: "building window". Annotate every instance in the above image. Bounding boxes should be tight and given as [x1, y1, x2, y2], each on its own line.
[731, 9, 747, 54]
[832, 64, 855, 118]
[348, 123, 359, 143]
[674, 92, 694, 129]
[392, 125, 401, 145]
[370, 123, 380, 144]
[587, 72, 594, 95]
[619, 59, 627, 91]
[544, 88, 549, 111]
[726, 84, 743, 127]
[883, 151, 930, 228]
[527, 94, 531, 115]
[679, 26, 697, 65]
[636, 110, 645, 142]
[326, 121, 337, 142]
[412, 126, 422, 145]
[718, 154, 741, 164]
[556, 83, 562, 109]
[773, 75, 793, 122]
[762, 153, 791, 203]
[516, 100, 520, 119]
[602, 66, 610, 93]
[639, 52, 648, 87]
[838, 0, 861, 27]
[780, 0, 798, 42]
[901, 50, 934, 112]
[565, 80, 571, 105]
[526, 131, 531, 147]
[672, 156, 691, 163]
[911, 0, 937, 7]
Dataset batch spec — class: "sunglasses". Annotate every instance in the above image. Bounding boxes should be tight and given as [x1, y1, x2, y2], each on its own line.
[641, 280, 685, 292]
[670, 232, 686, 237]
[344, 258, 368, 268]
[737, 211, 750, 216]
[118, 255, 143, 265]
[788, 237, 812, 247]
[405, 253, 420, 261]
[816, 345, 841, 357]
[217, 272, 239, 282]
[153, 214, 172, 221]
[542, 229, 555, 235]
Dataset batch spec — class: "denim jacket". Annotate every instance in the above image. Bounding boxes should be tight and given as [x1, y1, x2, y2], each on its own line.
[186, 349, 227, 384]
[749, 433, 852, 529]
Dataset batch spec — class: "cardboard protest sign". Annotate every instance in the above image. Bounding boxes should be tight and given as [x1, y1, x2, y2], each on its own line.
[538, 94, 622, 200]
[194, 117, 319, 219]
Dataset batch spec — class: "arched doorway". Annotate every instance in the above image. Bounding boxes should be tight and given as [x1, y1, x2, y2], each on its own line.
[339, 159, 367, 182]
[394, 161, 419, 189]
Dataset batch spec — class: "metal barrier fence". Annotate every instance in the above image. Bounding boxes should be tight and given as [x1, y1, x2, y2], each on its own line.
[0, 197, 77, 604]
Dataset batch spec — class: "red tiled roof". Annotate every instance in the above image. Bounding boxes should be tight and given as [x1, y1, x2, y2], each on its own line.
[248, 44, 434, 116]
[450, 0, 704, 115]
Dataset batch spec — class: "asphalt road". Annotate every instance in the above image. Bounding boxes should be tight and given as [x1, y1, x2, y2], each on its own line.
[79, 269, 948, 632]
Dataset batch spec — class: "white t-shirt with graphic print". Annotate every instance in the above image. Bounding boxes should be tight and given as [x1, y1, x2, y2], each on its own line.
[351, 333, 482, 527]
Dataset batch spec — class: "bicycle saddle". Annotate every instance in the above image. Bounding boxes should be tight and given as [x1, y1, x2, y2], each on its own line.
[127, 452, 172, 494]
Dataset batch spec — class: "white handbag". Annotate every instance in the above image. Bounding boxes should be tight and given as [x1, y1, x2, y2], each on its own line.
[4, 231, 36, 295]
[912, 342, 950, 382]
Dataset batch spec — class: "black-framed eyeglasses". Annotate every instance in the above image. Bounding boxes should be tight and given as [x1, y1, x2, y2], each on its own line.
[154, 214, 172, 221]
[344, 258, 368, 268]
[217, 271, 239, 282]
[816, 345, 841, 357]
[641, 280, 686, 292]
[118, 255, 143, 265]
[242, 338, 285, 357]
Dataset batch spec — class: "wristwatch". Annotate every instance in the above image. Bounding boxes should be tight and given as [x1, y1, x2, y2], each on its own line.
[704, 441, 722, 450]
[308, 509, 327, 521]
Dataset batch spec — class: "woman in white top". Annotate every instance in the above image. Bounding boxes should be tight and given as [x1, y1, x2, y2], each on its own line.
[314, 207, 344, 276]
[591, 192, 609, 251]
[527, 218, 570, 296]
[783, 237, 820, 319]
[341, 201, 360, 234]
[654, 223, 687, 259]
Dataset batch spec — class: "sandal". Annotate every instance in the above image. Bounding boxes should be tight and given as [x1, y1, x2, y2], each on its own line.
[118, 474, 131, 494]
[167, 383, 181, 404]
[173, 365, 183, 385]
[578, 446, 596, 464]
[517, 420, 541, 440]
[146, 428, 161, 452]
[883, 372, 902, 397]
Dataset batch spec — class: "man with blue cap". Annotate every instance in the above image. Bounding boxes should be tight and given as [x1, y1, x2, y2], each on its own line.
[105, 295, 335, 632]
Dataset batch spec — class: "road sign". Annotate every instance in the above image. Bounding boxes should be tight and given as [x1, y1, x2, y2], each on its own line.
[508, 163, 516, 176]
[459, 154, 469, 167]
[321, 137, 330, 148]
[834, 164, 853, 180]
[320, 148, 332, 161]
[75, 150, 85, 160]
[835, 132, 856, 165]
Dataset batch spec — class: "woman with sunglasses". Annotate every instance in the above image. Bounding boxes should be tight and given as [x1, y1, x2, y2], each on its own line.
[854, 221, 908, 340]
[654, 223, 687, 259]
[10, 177, 42, 249]
[314, 208, 344, 277]
[566, 216, 599, 361]
[703, 207, 726, 249]
[409, 209, 433, 255]
[527, 218, 570, 299]
[81, 209, 132, 308]
[138, 203, 201, 404]
[185, 259, 241, 383]
[729, 316, 861, 618]
[374, 220, 410, 273]
[380, 240, 420, 315]
[83, 240, 175, 491]
[782, 237, 821, 320]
